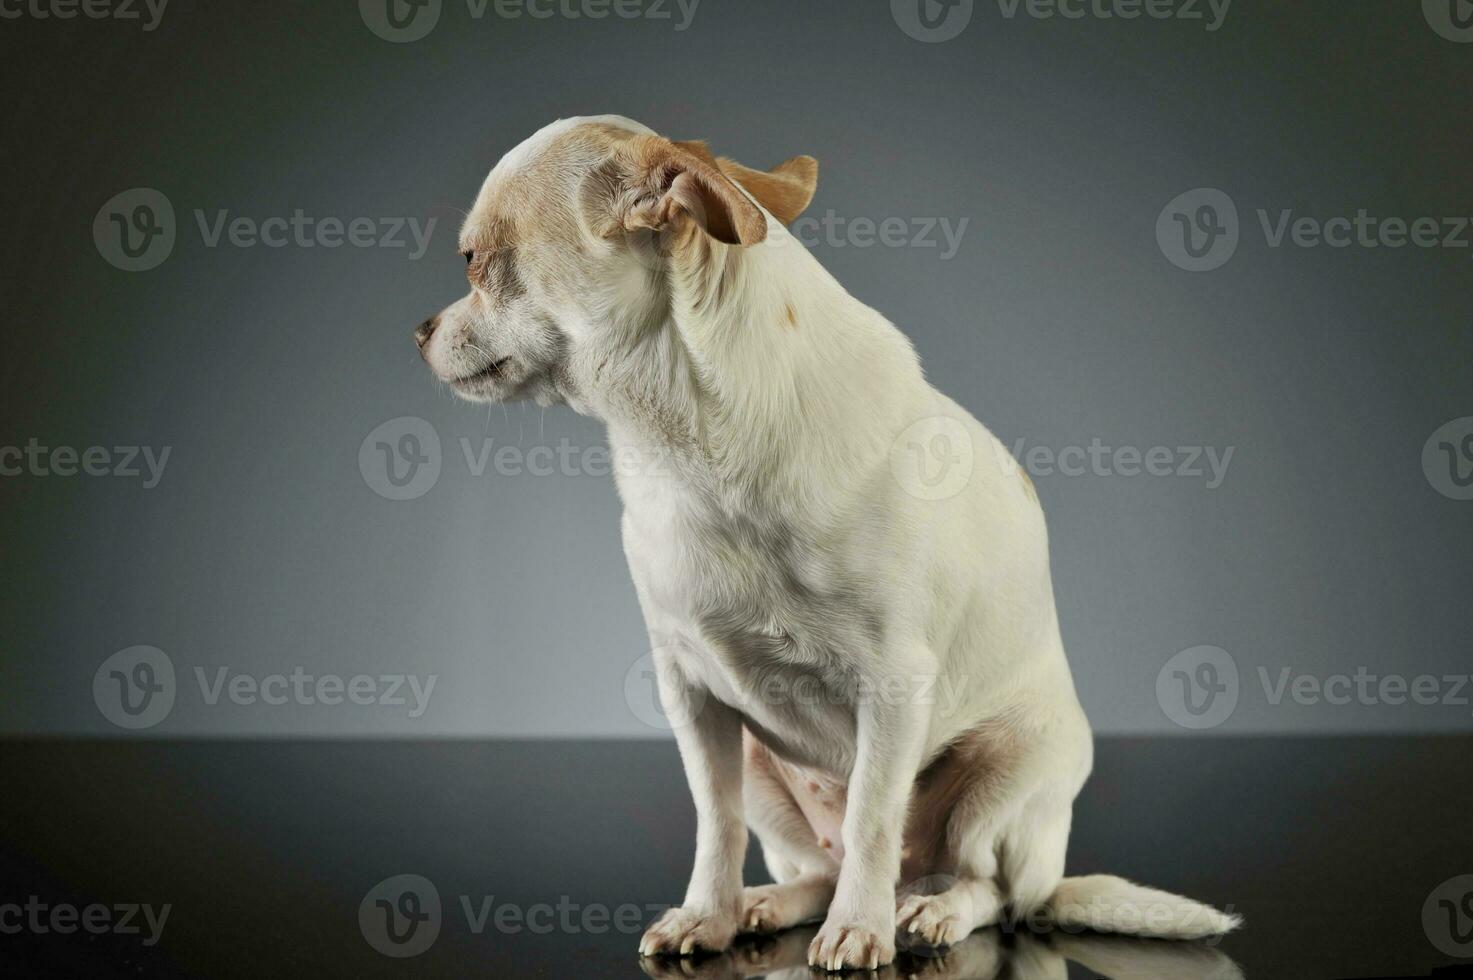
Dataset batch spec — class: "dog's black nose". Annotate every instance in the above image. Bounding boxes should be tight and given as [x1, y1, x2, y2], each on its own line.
[414, 316, 438, 352]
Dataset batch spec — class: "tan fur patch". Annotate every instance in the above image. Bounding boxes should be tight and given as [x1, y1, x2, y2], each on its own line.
[623, 135, 768, 246]
[717, 154, 819, 225]
[461, 122, 645, 253]
[674, 140, 818, 224]
[461, 125, 806, 260]
[672, 139, 721, 168]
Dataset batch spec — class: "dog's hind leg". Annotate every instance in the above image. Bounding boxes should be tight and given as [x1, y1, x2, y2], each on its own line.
[897, 718, 1084, 949]
[898, 797, 1074, 950]
[739, 731, 839, 934]
[895, 792, 1010, 950]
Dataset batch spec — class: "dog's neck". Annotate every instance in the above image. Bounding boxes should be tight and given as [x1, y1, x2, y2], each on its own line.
[592, 220, 926, 511]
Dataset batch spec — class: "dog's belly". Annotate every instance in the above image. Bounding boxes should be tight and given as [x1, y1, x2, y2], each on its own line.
[748, 727, 850, 858]
[749, 720, 1021, 877]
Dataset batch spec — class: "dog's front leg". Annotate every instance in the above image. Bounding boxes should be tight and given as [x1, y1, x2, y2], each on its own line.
[808, 676, 930, 971]
[639, 653, 746, 958]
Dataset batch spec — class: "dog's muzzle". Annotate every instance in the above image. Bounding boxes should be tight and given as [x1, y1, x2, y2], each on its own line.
[414, 316, 438, 357]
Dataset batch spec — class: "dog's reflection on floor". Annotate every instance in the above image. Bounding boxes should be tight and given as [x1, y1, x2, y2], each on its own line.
[639, 925, 1243, 980]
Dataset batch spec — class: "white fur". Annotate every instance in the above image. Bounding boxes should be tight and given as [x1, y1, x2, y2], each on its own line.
[419, 116, 1240, 970]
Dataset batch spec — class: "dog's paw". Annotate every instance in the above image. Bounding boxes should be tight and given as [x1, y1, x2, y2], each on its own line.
[895, 893, 969, 948]
[740, 883, 815, 934]
[740, 886, 787, 934]
[639, 906, 741, 958]
[807, 916, 895, 972]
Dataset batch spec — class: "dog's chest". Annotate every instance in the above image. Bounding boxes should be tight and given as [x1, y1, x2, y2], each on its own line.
[620, 477, 872, 767]
[624, 495, 829, 651]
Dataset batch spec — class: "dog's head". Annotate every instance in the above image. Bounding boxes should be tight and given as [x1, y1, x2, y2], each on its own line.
[414, 115, 817, 407]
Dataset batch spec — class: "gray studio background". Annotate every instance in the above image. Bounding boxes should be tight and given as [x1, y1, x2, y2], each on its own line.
[1, 0, 1469, 737]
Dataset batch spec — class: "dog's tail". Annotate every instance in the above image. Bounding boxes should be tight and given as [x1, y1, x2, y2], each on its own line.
[1039, 875, 1241, 940]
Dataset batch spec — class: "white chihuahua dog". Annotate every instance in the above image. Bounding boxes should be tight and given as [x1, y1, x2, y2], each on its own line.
[416, 115, 1239, 972]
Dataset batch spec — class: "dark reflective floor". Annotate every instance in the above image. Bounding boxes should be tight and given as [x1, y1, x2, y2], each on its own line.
[2, 738, 1471, 978]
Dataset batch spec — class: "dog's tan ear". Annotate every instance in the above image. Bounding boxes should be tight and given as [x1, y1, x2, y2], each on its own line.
[715, 155, 818, 225]
[624, 137, 768, 246]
